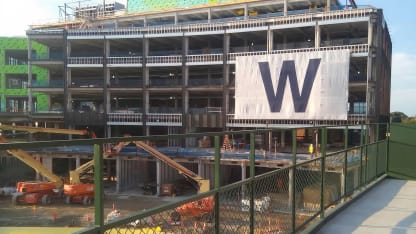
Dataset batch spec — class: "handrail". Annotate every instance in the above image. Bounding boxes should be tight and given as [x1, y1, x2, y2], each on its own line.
[51, 7, 375, 38]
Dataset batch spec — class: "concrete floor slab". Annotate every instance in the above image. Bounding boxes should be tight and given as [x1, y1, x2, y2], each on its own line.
[317, 179, 416, 234]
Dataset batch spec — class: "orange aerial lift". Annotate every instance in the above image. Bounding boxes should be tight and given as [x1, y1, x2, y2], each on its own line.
[0, 124, 97, 205]
[115, 140, 214, 223]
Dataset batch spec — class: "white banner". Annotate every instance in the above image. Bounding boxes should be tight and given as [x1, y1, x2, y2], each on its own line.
[235, 50, 350, 120]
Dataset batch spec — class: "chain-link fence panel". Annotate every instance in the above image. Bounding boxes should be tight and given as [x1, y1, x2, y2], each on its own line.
[377, 141, 387, 176]
[366, 143, 378, 182]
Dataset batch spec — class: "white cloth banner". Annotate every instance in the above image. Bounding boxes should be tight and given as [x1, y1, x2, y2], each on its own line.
[235, 50, 350, 120]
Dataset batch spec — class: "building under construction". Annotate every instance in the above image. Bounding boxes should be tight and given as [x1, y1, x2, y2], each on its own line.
[0, 0, 392, 192]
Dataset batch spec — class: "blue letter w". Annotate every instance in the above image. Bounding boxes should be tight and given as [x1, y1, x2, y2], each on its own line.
[259, 59, 321, 112]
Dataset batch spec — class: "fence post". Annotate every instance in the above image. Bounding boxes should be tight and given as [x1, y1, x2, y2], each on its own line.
[320, 127, 327, 219]
[249, 132, 255, 234]
[375, 124, 379, 176]
[291, 129, 297, 232]
[365, 125, 369, 184]
[214, 135, 220, 234]
[386, 123, 391, 174]
[343, 126, 348, 198]
[360, 124, 364, 187]
[94, 144, 104, 233]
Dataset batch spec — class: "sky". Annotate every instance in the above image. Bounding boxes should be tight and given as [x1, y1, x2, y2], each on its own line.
[0, 0, 415, 116]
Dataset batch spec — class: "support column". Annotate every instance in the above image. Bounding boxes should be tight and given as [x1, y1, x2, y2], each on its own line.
[198, 160, 204, 177]
[244, 4, 248, 20]
[284, 0, 288, 16]
[27, 38, 33, 114]
[281, 130, 285, 148]
[223, 33, 231, 129]
[267, 27, 274, 52]
[208, 8, 211, 23]
[241, 162, 246, 197]
[367, 16, 375, 117]
[315, 22, 321, 49]
[326, 0, 331, 11]
[156, 159, 161, 195]
[104, 38, 111, 137]
[75, 156, 81, 168]
[182, 36, 189, 143]
[116, 158, 121, 193]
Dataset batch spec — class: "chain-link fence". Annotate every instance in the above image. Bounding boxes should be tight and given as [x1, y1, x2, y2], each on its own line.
[71, 125, 387, 234]
[0, 124, 388, 234]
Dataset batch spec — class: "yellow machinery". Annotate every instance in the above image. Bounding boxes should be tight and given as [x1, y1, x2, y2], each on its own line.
[0, 124, 96, 205]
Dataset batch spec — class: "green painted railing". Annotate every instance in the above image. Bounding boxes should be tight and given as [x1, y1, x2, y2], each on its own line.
[0, 124, 388, 234]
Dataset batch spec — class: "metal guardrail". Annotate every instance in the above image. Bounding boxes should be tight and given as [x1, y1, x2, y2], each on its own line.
[65, 44, 367, 67]
[58, 7, 374, 38]
[67, 57, 103, 66]
[0, 124, 387, 233]
[226, 114, 368, 128]
[107, 112, 143, 125]
[27, 124, 383, 234]
[146, 113, 182, 126]
[107, 57, 142, 65]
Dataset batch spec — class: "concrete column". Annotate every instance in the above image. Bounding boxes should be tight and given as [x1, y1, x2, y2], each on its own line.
[283, 35, 288, 49]
[198, 160, 204, 177]
[284, 0, 288, 16]
[288, 168, 294, 208]
[281, 130, 286, 148]
[223, 89, 230, 122]
[244, 4, 248, 20]
[156, 159, 161, 195]
[75, 156, 81, 168]
[174, 12, 178, 24]
[42, 157, 53, 177]
[183, 90, 189, 115]
[65, 68, 72, 113]
[241, 162, 246, 197]
[208, 9, 211, 23]
[326, 0, 331, 11]
[267, 28, 274, 52]
[315, 22, 321, 48]
[116, 158, 121, 193]
[366, 17, 375, 116]
[143, 90, 149, 114]
[27, 38, 33, 113]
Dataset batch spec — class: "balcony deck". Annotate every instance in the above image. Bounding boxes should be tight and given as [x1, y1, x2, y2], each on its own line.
[316, 178, 416, 233]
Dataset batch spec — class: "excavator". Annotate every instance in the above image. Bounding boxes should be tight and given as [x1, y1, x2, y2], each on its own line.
[0, 124, 97, 205]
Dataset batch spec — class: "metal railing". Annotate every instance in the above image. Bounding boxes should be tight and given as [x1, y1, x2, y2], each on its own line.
[63, 44, 367, 66]
[146, 113, 182, 126]
[226, 114, 368, 127]
[58, 7, 374, 38]
[107, 112, 143, 125]
[68, 57, 103, 65]
[146, 55, 182, 65]
[107, 56, 142, 65]
[36, 124, 386, 234]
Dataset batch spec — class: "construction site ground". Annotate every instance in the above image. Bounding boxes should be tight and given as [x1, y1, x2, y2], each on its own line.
[0, 188, 176, 230]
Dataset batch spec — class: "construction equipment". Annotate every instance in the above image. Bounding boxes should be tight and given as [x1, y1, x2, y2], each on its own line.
[114, 140, 213, 223]
[0, 135, 63, 205]
[0, 124, 96, 205]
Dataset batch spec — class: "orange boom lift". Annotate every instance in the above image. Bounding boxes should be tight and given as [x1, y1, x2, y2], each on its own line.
[0, 124, 97, 205]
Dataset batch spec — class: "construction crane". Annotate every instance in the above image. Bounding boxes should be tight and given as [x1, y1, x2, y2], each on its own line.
[0, 124, 96, 205]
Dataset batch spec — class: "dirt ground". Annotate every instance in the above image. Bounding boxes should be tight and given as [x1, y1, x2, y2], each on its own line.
[0, 189, 176, 228]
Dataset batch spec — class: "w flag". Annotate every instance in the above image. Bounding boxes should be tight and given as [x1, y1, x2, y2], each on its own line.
[235, 50, 350, 120]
